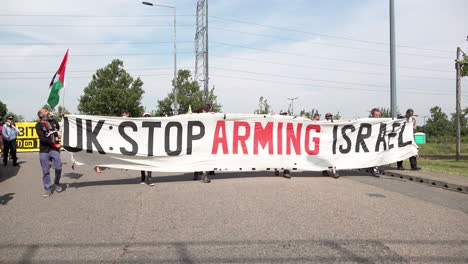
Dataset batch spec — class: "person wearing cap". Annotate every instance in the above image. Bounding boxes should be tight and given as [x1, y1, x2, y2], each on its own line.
[140, 112, 154, 186]
[367, 108, 382, 177]
[2, 115, 20, 166]
[35, 108, 63, 197]
[322, 113, 339, 178]
[396, 109, 421, 170]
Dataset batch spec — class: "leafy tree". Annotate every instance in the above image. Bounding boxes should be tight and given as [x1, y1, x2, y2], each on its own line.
[36, 104, 71, 122]
[461, 54, 468, 77]
[0, 101, 8, 118]
[78, 59, 144, 117]
[5, 112, 24, 122]
[333, 112, 341, 120]
[299, 109, 318, 119]
[254, 96, 272, 114]
[450, 107, 468, 136]
[425, 106, 452, 137]
[155, 69, 221, 116]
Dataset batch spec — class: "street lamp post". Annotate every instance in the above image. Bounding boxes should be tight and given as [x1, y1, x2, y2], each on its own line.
[287, 97, 298, 116]
[142, 1, 178, 115]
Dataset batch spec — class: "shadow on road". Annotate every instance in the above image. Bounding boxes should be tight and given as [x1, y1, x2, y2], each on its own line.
[65, 169, 391, 189]
[0, 161, 24, 183]
[0, 192, 15, 205]
[2, 238, 466, 263]
[63, 172, 83, 180]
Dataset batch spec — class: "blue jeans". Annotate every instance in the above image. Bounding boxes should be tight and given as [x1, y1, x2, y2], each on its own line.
[39, 151, 62, 191]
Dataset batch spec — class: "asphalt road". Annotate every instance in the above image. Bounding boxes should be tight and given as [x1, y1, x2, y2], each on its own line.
[0, 152, 467, 263]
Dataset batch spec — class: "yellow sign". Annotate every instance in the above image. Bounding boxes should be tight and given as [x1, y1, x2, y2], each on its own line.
[16, 122, 40, 152]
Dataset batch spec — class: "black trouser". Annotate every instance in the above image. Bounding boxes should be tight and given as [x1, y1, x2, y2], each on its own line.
[397, 156, 418, 168]
[3, 139, 17, 165]
[140, 171, 152, 182]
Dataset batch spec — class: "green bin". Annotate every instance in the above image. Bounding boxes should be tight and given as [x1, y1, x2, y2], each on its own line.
[414, 132, 426, 144]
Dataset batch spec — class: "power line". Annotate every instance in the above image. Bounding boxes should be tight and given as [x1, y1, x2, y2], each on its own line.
[211, 67, 455, 93]
[0, 67, 188, 74]
[211, 74, 464, 96]
[0, 14, 195, 17]
[0, 41, 194, 46]
[210, 54, 452, 80]
[0, 13, 453, 54]
[0, 51, 194, 58]
[0, 24, 195, 27]
[0, 73, 174, 80]
[210, 16, 452, 54]
[211, 66, 386, 88]
[211, 42, 453, 73]
[210, 27, 448, 60]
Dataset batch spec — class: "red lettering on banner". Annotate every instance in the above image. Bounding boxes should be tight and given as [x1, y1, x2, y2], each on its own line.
[305, 124, 320, 155]
[277, 122, 283, 154]
[286, 123, 302, 155]
[233, 121, 250, 154]
[211, 121, 228, 154]
[253, 122, 273, 154]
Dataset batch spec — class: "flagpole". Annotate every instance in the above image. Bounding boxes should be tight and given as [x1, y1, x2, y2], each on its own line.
[61, 49, 69, 117]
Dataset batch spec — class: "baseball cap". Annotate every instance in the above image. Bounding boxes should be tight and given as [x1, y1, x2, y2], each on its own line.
[143, 112, 151, 117]
[7, 115, 14, 120]
[406, 109, 414, 115]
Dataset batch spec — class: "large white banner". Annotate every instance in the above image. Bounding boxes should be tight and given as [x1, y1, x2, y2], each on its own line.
[62, 114, 418, 172]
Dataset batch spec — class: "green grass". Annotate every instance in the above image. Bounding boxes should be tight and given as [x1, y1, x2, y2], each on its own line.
[394, 139, 468, 177]
[394, 159, 468, 177]
[418, 141, 468, 156]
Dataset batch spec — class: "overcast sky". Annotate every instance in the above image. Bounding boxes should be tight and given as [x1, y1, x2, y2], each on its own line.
[1, 0, 467, 122]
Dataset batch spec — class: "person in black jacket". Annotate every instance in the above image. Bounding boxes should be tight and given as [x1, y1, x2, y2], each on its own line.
[140, 112, 154, 186]
[35, 108, 62, 197]
[396, 109, 422, 170]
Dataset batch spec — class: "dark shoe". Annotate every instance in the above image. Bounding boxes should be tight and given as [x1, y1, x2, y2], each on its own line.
[371, 168, 381, 177]
[54, 184, 63, 193]
[201, 174, 211, 183]
[397, 167, 405, 170]
[193, 172, 199, 181]
[13, 163, 19, 167]
[411, 167, 421, 171]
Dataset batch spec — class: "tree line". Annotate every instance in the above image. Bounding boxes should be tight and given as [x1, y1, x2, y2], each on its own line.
[1, 58, 466, 138]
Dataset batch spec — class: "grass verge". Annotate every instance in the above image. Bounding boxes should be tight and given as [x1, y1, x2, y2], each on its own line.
[395, 159, 468, 177]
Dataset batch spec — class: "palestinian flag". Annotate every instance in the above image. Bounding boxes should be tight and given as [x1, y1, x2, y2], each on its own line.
[48, 49, 69, 109]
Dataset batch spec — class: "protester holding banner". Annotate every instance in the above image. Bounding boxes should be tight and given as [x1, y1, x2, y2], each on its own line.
[36, 108, 63, 197]
[322, 113, 339, 178]
[274, 112, 292, 179]
[397, 109, 421, 171]
[368, 108, 382, 177]
[140, 112, 155, 186]
[313, 113, 320, 121]
[2, 115, 20, 166]
[192, 104, 213, 183]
